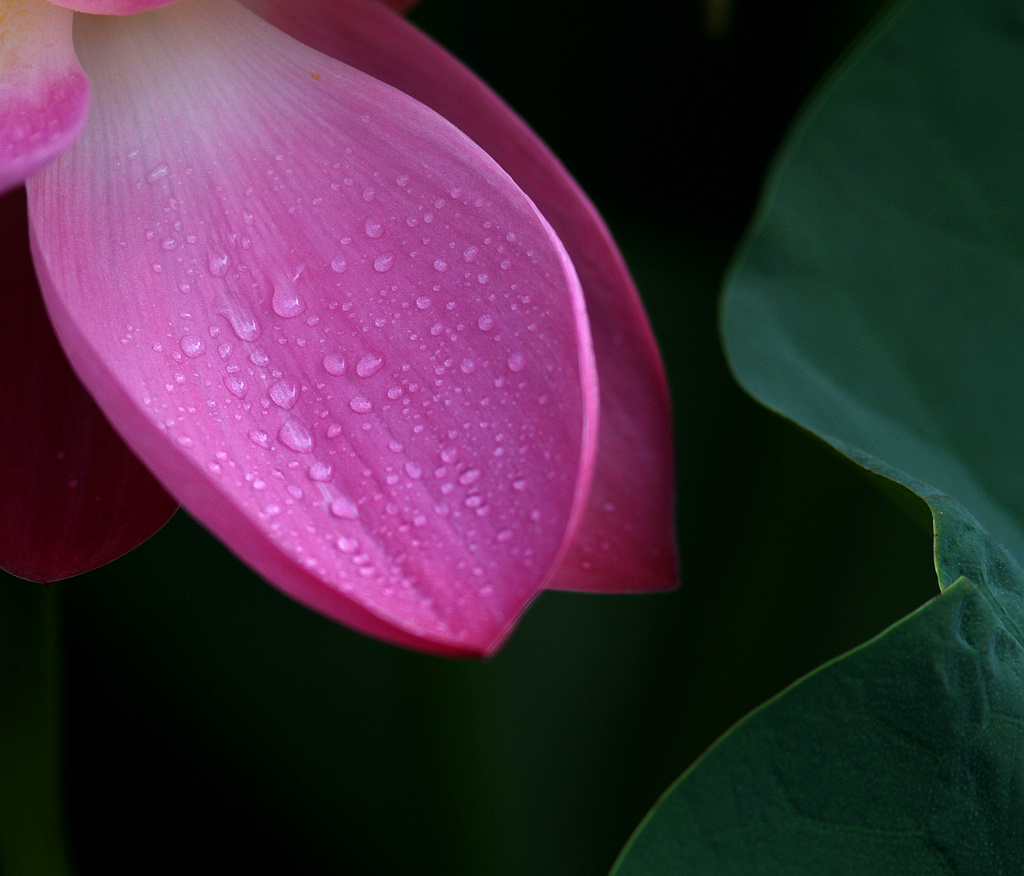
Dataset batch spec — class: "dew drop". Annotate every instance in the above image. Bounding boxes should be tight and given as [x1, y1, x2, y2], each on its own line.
[330, 496, 360, 519]
[269, 378, 300, 409]
[356, 353, 384, 378]
[336, 535, 359, 553]
[224, 375, 248, 398]
[330, 256, 347, 273]
[322, 353, 347, 376]
[179, 336, 205, 358]
[507, 352, 527, 372]
[477, 314, 495, 332]
[308, 460, 333, 481]
[207, 250, 229, 277]
[146, 163, 169, 183]
[373, 253, 396, 273]
[433, 259, 449, 273]
[460, 358, 476, 374]
[463, 245, 478, 262]
[349, 396, 373, 414]
[459, 468, 481, 486]
[278, 418, 313, 453]
[225, 311, 261, 342]
[248, 429, 272, 449]
[364, 218, 384, 239]
[404, 461, 423, 479]
[416, 296, 432, 310]
[272, 277, 305, 318]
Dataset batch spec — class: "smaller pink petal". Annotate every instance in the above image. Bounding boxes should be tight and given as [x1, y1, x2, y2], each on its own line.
[0, 188, 177, 582]
[48, 0, 181, 13]
[0, 0, 89, 193]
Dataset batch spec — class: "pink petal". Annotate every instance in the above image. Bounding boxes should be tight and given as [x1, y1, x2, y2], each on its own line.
[244, 0, 677, 592]
[0, 0, 89, 193]
[48, 1, 181, 12]
[0, 188, 177, 582]
[29, 0, 598, 654]
[373, 0, 419, 12]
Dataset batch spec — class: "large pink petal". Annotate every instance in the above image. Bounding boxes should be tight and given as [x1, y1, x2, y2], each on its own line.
[244, 0, 677, 592]
[29, 0, 597, 654]
[0, 188, 177, 582]
[0, 0, 89, 193]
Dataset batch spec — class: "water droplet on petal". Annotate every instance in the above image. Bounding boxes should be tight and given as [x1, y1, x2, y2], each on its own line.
[356, 353, 384, 378]
[459, 468, 481, 486]
[507, 352, 526, 372]
[349, 396, 373, 414]
[147, 163, 169, 183]
[272, 277, 305, 318]
[330, 256, 347, 273]
[278, 418, 313, 453]
[309, 460, 333, 481]
[322, 353, 347, 376]
[180, 336, 205, 358]
[364, 218, 384, 239]
[373, 253, 395, 273]
[224, 310, 261, 342]
[249, 429, 272, 449]
[330, 496, 360, 519]
[207, 250, 229, 277]
[224, 375, 248, 398]
[269, 378, 300, 409]
[336, 535, 359, 552]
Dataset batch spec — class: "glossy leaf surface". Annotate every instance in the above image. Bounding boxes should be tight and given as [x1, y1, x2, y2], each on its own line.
[616, 0, 1024, 870]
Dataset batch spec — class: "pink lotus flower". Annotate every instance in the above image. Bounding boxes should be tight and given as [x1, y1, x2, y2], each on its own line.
[2, 0, 675, 655]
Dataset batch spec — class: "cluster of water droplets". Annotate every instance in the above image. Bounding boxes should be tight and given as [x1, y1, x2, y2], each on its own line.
[112, 126, 583, 637]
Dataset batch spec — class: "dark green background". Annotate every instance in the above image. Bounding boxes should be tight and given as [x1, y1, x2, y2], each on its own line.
[6, 1, 940, 873]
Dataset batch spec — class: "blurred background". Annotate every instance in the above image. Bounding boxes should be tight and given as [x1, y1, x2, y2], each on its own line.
[18, 0, 940, 873]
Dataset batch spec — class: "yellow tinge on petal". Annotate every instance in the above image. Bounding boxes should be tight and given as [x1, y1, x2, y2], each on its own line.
[0, 0, 71, 80]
